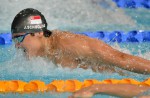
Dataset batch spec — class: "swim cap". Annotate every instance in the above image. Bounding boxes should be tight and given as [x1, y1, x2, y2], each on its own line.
[11, 8, 47, 34]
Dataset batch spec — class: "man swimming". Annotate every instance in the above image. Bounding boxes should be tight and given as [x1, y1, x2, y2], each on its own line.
[11, 8, 150, 74]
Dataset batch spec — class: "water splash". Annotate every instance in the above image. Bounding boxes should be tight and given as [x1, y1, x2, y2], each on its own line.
[0, 43, 149, 82]
[134, 89, 150, 98]
[0, 43, 149, 98]
[0, 0, 149, 97]
[0, 0, 138, 32]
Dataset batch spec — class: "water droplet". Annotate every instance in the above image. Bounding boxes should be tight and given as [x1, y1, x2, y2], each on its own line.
[144, 69, 148, 72]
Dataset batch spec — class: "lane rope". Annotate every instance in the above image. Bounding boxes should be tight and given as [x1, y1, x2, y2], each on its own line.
[0, 78, 150, 93]
[0, 30, 150, 45]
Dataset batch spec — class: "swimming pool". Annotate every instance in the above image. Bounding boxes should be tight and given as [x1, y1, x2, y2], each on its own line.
[0, 42, 149, 98]
[0, 0, 150, 98]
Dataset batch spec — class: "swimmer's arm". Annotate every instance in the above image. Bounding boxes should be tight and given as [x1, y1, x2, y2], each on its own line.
[69, 84, 150, 98]
[112, 51, 150, 74]
[88, 38, 150, 74]
[59, 32, 150, 74]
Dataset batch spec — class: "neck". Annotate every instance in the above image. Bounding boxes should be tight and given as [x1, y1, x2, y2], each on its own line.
[42, 36, 53, 57]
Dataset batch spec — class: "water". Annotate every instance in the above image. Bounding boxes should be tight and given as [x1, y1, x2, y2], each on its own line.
[0, 0, 150, 98]
[0, 42, 149, 98]
[0, 0, 149, 32]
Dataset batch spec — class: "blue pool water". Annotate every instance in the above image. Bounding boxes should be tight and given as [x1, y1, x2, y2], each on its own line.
[0, 0, 150, 98]
[0, 42, 149, 98]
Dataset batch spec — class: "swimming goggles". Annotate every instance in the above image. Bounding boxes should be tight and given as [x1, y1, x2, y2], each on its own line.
[13, 33, 31, 43]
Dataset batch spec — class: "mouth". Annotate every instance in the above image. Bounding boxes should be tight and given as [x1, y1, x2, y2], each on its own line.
[22, 48, 30, 60]
[23, 48, 29, 57]
[23, 48, 27, 53]
[16, 45, 27, 53]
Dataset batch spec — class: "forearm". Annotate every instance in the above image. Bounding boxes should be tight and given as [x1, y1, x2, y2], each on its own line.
[93, 40, 150, 74]
[91, 84, 150, 98]
[114, 52, 150, 74]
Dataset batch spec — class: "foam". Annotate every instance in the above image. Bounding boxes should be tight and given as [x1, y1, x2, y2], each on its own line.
[0, 0, 137, 32]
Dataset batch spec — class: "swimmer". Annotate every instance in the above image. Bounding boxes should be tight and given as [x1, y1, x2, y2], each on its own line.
[69, 84, 150, 98]
[11, 8, 150, 74]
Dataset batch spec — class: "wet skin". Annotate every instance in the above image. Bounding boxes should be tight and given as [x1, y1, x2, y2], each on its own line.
[13, 30, 150, 74]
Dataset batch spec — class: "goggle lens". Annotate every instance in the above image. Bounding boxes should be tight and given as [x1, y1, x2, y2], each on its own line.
[13, 33, 30, 43]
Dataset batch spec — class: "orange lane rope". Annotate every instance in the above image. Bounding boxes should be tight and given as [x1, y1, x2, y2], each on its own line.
[0, 78, 149, 93]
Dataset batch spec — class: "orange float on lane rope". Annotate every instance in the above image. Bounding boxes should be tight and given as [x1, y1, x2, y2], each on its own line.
[0, 81, 6, 93]
[0, 78, 149, 93]
[139, 78, 150, 86]
[101, 79, 120, 84]
[118, 78, 140, 85]
[47, 80, 65, 92]
[24, 80, 47, 93]
[64, 80, 83, 92]
[82, 79, 100, 88]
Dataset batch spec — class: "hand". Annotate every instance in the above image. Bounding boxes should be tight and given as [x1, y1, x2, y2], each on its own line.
[68, 86, 95, 98]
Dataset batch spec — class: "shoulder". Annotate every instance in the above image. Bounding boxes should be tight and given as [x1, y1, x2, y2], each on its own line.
[51, 29, 72, 34]
[51, 29, 77, 37]
[50, 29, 92, 40]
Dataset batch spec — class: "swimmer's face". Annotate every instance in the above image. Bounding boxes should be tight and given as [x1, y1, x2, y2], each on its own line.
[12, 32, 44, 58]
